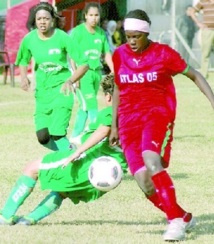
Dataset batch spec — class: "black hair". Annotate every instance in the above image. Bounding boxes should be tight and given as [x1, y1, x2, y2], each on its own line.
[83, 2, 102, 16]
[34, 2, 57, 18]
[125, 9, 151, 25]
[100, 74, 114, 95]
[26, 2, 61, 31]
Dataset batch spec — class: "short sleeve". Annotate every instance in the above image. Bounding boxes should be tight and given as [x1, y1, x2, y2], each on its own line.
[96, 107, 112, 127]
[163, 45, 188, 76]
[66, 30, 89, 66]
[15, 37, 32, 66]
[112, 49, 121, 86]
[102, 30, 111, 54]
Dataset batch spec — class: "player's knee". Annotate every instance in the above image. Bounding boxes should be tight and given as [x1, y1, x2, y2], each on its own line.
[141, 184, 155, 196]
[134, 168, 155, 195]
[142, 151, 163, 174]
[135, 177, 154, 195]
[36, 128, 50, 145]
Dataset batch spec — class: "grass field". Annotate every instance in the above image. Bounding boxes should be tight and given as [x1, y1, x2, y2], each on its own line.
[0, 74, 214, 243]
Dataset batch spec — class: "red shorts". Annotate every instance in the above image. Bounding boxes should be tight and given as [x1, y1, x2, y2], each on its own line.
[118, 107, 174, 175]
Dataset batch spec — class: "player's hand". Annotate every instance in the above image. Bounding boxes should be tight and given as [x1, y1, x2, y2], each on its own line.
[60, 80, 75, 96]
[20, 77, 31, 91]
[61, 151, 82, 168]
[109, 127, 119, 146]
[75, 80, 80, 89]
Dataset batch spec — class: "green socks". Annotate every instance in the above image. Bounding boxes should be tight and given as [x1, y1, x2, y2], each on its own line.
[44, 137, 70, 151]
[71, 108, 98, 138]
[1, 175, 36, 219]
[88, 109, 98, 123]
[54, 137, 70, 150]
[71, 109, 88, 138]
[1, 176, 63, 224]
[26, 192, 63, 222]
[44, 138, 58, 151]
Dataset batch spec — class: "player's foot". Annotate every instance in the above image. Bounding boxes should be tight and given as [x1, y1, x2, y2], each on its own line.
[16, 216, 36, 226]
[163, 216, 196, 241]
[0, 214, 16, 225]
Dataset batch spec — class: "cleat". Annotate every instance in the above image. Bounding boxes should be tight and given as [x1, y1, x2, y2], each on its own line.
[16, 216, 36, 226]
[0, 214, 16, 226]
[163, 216, 196, 241]
[163, 218, 185, 241]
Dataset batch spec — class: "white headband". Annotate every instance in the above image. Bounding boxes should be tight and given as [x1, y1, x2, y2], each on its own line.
[124, 18, 150, 33]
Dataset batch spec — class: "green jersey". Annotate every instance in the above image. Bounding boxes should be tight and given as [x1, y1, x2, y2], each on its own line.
[38, 106, 127, 204]
[81, 106, 122, 158]
[16, 28, 87, 90]
[70, 23, 110, 70]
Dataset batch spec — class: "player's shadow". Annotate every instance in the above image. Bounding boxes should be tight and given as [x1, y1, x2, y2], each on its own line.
[175, 135, 204, 140]
[171, 172, 189, 179]
[39, 218, 164, 228]
[38, 214, 214, 241]
[132, 213, 214, 240]
[192, 213, 214, 236]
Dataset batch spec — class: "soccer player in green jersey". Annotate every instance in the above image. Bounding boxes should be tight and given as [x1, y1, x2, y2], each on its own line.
[69, 2, 114, 144]
[0, 74, 127, 225]
[16, 2, 89, 151]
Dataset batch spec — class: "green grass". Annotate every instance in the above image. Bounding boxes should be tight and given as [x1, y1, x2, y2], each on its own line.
[0, 74, 214, 243]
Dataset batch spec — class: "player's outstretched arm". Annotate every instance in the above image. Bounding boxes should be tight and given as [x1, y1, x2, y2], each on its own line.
[61, 64, 89, 95]
[104, 52, 114, 74]
[19, 66, 31, 91]
[109, 84, 120, 146]
[185, 66, 214, 109]
[62, 125, 110, 168]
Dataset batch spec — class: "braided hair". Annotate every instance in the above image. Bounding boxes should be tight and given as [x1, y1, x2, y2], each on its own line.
[100, 74, 114, 95]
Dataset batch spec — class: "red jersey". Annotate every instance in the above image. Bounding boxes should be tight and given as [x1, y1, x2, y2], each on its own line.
[113, 41, 187, 121]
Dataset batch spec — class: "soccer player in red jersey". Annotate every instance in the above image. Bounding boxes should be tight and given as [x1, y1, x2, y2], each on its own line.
[109, 9, 214, 241]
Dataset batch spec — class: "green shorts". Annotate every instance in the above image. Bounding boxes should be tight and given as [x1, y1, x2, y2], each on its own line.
[38, 144, 128, 204]
[35, 85, 74, 136]
[77, 69, 102, 111]
[38, 150, 106, 204]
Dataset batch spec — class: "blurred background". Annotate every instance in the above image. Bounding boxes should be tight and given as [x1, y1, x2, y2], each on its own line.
[0, 0, 207, 78]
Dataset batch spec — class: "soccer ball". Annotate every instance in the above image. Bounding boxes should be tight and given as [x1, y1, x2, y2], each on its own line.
[88, 156, 123, 192]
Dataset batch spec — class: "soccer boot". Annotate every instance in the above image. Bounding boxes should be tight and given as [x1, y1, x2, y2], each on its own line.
[16, 216, 36, 226]
[0, 214, 17, 225]
[163, 216, 196, 241]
